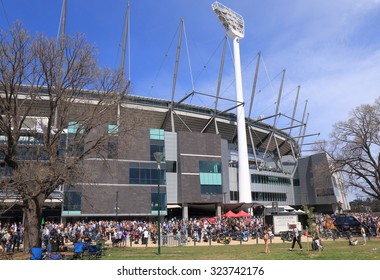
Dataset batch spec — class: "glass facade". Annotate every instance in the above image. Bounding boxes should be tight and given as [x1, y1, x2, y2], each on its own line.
[129, 167, 165, 185]
[107, 124, 119, 159]
[150, 141, 165, 161]
[252, 192, 287, 202]
[67, 121, 84, 154]
[199, 161, 221, 173]
[68, 121, 83, 134]
[251, 174, 291, 186]
[199, 161, 222, 195]
[200, 185, 222, 195]
[62, 191, 81, 212]
[151, 192, 167, 211]
[230, 191, 239, 201]
[150, 128, 165, 161]
[150, 128, 165, 140]
[108, 124, 119, 135]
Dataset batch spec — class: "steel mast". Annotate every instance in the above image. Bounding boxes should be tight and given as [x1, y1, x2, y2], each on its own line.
[212, 2, 251, 204]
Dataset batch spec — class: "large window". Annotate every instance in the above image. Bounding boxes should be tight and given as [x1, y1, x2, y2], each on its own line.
[151, 192, 167, 211]
[251, 174, 291, 186]
[252, 192, 287, 202]
[199, 161, 221, 173]
[150, 128, 165, 140]
[129, 166, 165, 185]
[150, 129, 165, 161]
[108, 124, 119, 135]
[107, 124, 119, 159]
[67, 121, 84, 155]
[230, 191, 239, 201]
[63, 191, 81, 212]
[68, 121, 83, 134]
[199, 161, 222, 195]
[201, 185, 222, 195]
[150, 140, 165, 161]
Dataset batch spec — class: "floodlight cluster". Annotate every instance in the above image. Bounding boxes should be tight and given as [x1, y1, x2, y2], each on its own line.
[212, 1, 244, 39]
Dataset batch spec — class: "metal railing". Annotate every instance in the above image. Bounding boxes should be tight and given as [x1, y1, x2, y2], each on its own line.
[161, 234, 188, 247]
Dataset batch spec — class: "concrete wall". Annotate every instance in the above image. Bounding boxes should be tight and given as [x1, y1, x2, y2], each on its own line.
[297, 153, 338, 210]
[177, 131, 223, 204]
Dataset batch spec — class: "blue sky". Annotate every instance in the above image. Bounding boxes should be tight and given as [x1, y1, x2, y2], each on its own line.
[1, 0, 380, 153]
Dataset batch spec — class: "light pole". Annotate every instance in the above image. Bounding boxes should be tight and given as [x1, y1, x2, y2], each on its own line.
[153, 152, 164, 255]
[212, 2, 251, 204]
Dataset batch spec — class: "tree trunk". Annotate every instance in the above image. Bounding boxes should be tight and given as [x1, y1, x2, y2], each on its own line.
[22, 194, 45, 252]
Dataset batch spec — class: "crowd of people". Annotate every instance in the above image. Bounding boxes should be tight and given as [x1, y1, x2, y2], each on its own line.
[0, 221, 23, 253]
[39, 215, 267, 247]
[1, 211, 380, 254]
[314, 212, 380, 237]
[1, 216, 267, 252]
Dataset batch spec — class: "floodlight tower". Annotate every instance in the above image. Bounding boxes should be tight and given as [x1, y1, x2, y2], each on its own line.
[212, 2, 251, 204]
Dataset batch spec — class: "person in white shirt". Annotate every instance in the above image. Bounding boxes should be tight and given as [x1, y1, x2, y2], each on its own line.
[289, 224, 303, 251]
[143, 228, 149, 245]
[361, 226, 367, 245]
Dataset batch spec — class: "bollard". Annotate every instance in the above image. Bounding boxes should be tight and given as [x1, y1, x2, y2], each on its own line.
[270, 235, 273, 244]
[256, 234, 259, 244]
[209, 237, 211, 246]
[130, 237, 133, 247]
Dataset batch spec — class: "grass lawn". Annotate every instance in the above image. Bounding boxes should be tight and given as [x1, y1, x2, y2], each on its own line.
[101, 239, 380, 260]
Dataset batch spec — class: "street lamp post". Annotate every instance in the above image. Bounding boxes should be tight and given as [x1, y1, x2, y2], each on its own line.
[153, 152, 164, 255]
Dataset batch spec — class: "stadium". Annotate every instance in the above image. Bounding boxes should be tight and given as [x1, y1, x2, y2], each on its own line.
[0, 1, 350, 224]
[0, 87, 350, 223]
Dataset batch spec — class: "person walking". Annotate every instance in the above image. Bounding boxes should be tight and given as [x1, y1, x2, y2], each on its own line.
[142, 227, 149, 245]
[361, 226, 367, 245]
[263, 229, 270, 253]
[289, 224, 303, 251]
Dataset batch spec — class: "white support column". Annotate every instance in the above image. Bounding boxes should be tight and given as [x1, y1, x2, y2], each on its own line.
[182, 204, 188, 220]
[212, 2, 251, 203]
[216, 204, 222, 218]
[233, 37, 251, 204]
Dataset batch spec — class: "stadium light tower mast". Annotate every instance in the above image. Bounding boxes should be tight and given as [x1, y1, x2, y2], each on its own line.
[212, 2, 251, 204]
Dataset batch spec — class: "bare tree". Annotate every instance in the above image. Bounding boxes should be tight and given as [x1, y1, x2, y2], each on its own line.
[318, 98, 380, 201]
[0, 23, 129, 251]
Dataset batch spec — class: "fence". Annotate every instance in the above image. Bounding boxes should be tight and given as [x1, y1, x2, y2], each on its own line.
[162, 234, 188, 247]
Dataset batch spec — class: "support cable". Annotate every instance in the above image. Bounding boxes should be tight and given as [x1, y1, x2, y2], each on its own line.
[149, 23, 181, 93]
[183, 21, 194, 92]
[0, 0, 10, 29]
[191, 36, 226, 89]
